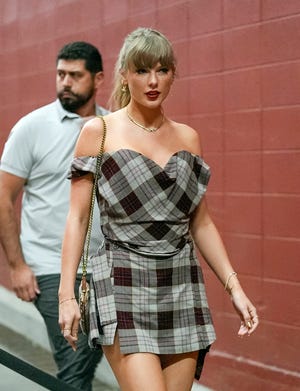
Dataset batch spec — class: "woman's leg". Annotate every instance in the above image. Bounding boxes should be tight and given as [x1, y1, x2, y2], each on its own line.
[102, 333, 167, 391]
[161, 351, 198, 391]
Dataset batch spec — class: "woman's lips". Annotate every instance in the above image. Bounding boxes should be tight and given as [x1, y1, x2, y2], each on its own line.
[146, 91, 160, 99]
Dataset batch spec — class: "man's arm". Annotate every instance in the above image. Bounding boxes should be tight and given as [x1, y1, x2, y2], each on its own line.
[0, 170, 40, 301]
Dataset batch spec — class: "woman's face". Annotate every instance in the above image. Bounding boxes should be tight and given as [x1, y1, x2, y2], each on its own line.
[124, 62, 174, 108]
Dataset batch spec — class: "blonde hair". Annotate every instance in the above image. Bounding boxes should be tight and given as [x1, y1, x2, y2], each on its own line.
[109, 27, 176, 110]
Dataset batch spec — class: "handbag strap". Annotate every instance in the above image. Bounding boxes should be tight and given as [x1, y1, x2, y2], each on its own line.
[82, 115, 107, 277]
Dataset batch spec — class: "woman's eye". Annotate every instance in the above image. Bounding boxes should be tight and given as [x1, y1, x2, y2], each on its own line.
[136, 68, 147, 74]
[159, 67, 169, 73]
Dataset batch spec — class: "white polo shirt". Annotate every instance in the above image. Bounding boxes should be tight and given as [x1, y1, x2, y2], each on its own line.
[0, 100, 109, 275]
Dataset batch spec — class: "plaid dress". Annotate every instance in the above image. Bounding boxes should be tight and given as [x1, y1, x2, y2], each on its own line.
[70, 149, 216, 379]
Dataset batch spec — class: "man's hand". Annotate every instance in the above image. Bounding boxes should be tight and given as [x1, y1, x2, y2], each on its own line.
[10, 263, 40, 301]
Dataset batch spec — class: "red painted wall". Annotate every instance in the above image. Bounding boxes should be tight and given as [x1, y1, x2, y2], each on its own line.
[0, 1, 299, 390]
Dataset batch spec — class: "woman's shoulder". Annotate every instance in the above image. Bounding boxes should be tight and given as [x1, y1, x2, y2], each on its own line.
[75, 116, 108, 157]
[168, 119, 202, 155]
[169, 118, 198, 135]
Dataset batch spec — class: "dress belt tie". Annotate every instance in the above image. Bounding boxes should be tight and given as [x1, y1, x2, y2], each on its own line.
[104, 236, 190, 259]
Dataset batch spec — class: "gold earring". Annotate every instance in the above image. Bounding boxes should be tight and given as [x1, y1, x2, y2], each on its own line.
[121, 83, 127, 93]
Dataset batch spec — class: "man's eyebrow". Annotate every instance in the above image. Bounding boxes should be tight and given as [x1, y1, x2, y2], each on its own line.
[56, 69, 84, 75]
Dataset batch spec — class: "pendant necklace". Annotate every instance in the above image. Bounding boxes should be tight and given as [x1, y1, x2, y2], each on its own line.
[126, 108, 164, 133]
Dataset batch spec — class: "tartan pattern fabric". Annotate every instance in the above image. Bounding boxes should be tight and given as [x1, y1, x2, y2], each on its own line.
[71, 149, 216, 379]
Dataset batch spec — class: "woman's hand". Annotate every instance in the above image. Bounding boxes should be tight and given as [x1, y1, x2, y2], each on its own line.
[58, 298, 81, 351]
[230, 287, 259, 337]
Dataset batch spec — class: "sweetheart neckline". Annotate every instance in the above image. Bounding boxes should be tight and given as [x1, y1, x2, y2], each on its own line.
[101, 149, 205, 171]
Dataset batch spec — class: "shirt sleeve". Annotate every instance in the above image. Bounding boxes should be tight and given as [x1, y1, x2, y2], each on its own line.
[68, 156, 97, 179]
[0, 118, 35, 179]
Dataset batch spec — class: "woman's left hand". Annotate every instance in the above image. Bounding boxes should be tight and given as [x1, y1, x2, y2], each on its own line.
[230, 288, 259, 337]
[58, 298, 81, 351]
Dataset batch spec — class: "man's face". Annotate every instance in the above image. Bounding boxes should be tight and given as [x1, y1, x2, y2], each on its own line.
[56, 59, 96, 112]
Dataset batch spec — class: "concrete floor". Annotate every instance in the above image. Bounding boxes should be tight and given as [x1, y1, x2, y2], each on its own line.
[0, 324, 113, 391]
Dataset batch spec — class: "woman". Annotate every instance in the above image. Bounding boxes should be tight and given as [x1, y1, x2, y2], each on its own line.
[59, 28, 259, 391]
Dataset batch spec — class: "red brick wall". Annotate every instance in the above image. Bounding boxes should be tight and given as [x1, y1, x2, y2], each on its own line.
[0, 1, 299, 390]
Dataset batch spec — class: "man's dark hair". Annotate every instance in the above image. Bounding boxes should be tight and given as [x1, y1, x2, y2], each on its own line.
[56, 41, 103, 73]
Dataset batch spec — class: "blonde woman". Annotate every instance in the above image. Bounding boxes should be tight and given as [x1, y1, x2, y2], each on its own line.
[59, 28, 258, 391]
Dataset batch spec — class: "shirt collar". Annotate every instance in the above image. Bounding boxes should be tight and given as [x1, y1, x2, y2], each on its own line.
[55, 99, 101, 122]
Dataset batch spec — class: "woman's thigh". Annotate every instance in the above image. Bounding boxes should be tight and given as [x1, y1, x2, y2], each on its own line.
[102, 334, 167, 391]
[161, 351, 198, 391]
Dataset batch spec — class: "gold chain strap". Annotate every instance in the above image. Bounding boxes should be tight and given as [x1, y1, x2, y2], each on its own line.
[82, 116, 107, 277]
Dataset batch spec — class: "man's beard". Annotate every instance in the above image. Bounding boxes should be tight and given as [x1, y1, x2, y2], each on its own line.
[57, 88, 94, 112]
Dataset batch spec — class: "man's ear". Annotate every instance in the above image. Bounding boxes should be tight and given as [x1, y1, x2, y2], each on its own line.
[94, 71, 104, 89]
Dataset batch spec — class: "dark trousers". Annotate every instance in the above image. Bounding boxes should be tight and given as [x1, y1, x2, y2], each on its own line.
[35, 274, 102, 391]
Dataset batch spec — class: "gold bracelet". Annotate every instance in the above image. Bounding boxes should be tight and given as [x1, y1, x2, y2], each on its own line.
[224, 271, 237, 291]
[59, 297, 76, 305]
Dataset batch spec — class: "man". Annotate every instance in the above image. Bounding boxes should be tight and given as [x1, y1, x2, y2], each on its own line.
[0, 41, 109, 390]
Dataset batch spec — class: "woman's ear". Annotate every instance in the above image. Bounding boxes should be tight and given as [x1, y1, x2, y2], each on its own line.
[120, 69, 127, 83]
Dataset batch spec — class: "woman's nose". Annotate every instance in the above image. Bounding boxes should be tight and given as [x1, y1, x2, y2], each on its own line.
[148, 71, 158, 87]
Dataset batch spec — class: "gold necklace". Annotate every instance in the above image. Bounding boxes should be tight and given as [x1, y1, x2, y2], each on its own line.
[126, 108, 164, 133]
